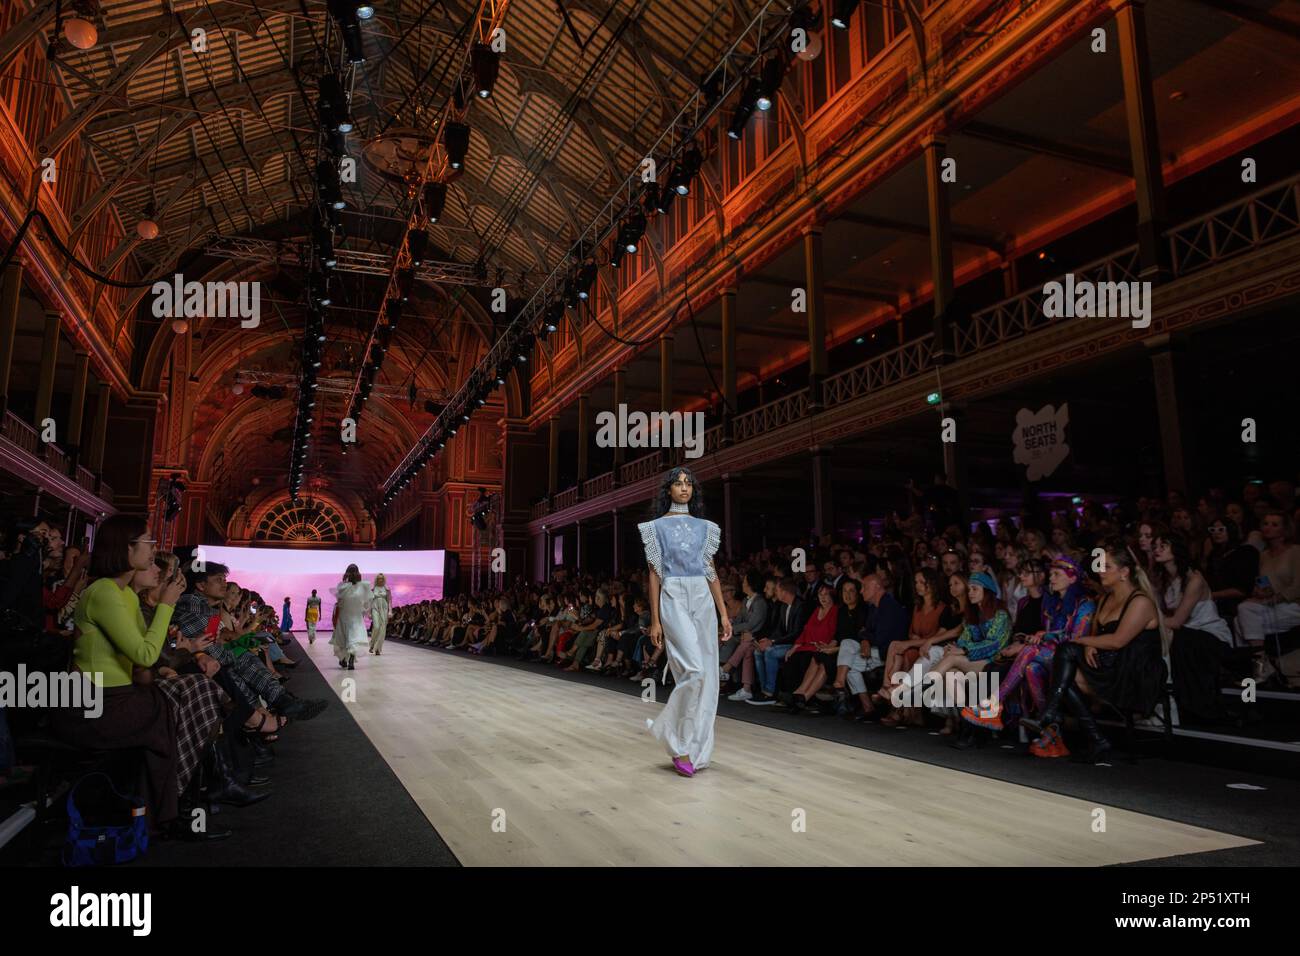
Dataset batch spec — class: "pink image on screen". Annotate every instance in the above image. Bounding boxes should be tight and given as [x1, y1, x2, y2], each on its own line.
[200, 547, 445, 630]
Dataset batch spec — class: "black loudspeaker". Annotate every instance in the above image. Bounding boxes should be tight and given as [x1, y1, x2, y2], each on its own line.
[442, 552, 460, 598]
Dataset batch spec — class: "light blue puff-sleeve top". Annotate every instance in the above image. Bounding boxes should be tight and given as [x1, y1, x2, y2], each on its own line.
[637, 515, 721, 582]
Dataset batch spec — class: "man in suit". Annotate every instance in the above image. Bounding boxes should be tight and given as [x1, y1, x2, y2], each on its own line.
[748, 577, 806, 706]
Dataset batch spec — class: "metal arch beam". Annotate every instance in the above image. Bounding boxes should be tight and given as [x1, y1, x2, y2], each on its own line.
[98, 169, 201, 274]
[92, 0, 302, 49]
[66, 112, 192, 246]
[34, 17, 178, 164]
[563, 0, 701, 91]
[84, 66, 300, 136]
[0, 0, 58, 75]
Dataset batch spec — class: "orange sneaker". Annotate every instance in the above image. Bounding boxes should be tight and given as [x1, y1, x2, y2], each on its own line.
[1029, 726, 1070, 758]
[961, 704, 1003, 730]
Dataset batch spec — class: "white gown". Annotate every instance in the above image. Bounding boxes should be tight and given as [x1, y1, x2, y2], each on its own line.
[369, 586, 391, 652]
[330, 579, 373, 661]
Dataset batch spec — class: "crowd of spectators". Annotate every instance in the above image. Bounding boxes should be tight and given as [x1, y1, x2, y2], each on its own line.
[391, 476, 1300, 763]
[0, 514, 330, 847]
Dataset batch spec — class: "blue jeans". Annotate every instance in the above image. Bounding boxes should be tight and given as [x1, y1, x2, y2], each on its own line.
[754, 645, 789, 695]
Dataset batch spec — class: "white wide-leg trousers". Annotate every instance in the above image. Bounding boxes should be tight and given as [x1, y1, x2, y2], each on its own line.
[647, 576, 720, 768]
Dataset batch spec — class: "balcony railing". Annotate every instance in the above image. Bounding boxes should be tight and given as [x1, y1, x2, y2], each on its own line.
[618, 451, 663, 485]
[582, 472, 615, 499]
[531, 174, 1300, 521]
[1, 410, 38, 454]
[1, 410, 114, 508]
[552, 487, 579, 511]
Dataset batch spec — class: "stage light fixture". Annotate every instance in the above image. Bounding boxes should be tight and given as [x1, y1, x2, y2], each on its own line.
[396, 268, 414, 303]
[316, 159, 345, 209]
[699, 69, 724, 107]
[442, 121, 470, 170]
[327, 0, 367, 62]
[728, 78, 762, 139]
[422, 181, 447, 224]
[670, 144, 702, 195]
[757, 58, 785, 111]
[516, 332, 534, 361]
[609, 241, 627, 268]
[318, 74, 353, 133]
[575, 262, 597, 300]
[619, 212, 646, 254]
[313, 225, 336, 267]
[407, 228, 429, 266]
[831, 0, 861, 29]
[471, 43, 500, 99]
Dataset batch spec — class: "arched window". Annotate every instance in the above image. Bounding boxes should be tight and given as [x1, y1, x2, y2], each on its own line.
[254, 498, 350, 543]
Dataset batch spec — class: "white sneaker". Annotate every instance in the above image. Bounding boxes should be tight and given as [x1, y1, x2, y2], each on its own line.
[728, 688, 752, 702]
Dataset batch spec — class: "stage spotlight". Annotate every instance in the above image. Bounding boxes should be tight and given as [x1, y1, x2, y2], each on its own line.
[563, 276, 579, 310]
[619, 212, 646, 254]
[313, 225, 336, 267]
[669, 144, 702, 195]
[575, 261, 597, 300]
[516, 332, 534, 362]
[831, 0, 861, 29]
[316, 159, 345, 209]
[471, 43, 500, 99]
[396, 268, 414, 303]
[757, 58, 786, 111]
[328, 0, 367, 62]
[442, 121, 470, 170]
[318, 74, 353, 133]
[545, 298, 564, 330]
[654, 180, 676, 215]
[609, 240, 627, 268]
[407, 228, 429, 266]
[642, 180, 661, 214]
[699, 69, 724, 107]
[422, 181, 447, 223]
[728, 78, 762, 140]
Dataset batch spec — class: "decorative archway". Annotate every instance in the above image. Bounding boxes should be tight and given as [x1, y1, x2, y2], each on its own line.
[252, 497, 351, 543]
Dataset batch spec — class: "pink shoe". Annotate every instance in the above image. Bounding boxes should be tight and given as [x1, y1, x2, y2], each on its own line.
[671, 756, 695, 777]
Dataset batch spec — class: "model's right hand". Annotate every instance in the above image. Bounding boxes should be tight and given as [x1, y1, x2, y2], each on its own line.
[648, 622, 663, 648]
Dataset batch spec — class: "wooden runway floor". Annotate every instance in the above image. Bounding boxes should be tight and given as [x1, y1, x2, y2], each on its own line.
[304, 636, 1257, 866]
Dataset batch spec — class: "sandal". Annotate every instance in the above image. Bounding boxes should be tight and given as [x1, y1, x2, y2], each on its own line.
[245, 711, 287, 738]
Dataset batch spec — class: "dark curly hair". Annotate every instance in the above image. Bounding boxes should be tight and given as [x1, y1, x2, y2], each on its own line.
[649, 465, 706, 520]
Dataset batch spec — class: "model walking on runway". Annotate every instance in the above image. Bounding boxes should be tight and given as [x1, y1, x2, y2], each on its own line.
[639, 466, 730, 777]
[331, 564, 373, 670]
[369, 574, 391, 655]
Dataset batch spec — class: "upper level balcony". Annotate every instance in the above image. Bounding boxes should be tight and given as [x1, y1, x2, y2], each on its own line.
[0, 409, 114, 514]
[528, 172, 1300, 531]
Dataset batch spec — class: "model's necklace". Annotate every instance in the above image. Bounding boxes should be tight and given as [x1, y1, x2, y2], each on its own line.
[668, 502, 690, 514]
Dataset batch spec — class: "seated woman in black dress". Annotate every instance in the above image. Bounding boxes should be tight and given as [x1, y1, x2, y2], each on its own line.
[1022, 536, 1166, 763]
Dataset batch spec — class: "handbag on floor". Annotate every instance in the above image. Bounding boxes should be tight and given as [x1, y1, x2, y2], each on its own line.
[63, 772, 150, 867]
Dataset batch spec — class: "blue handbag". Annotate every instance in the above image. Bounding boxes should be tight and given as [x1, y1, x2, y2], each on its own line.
[62, 772, 150, 867]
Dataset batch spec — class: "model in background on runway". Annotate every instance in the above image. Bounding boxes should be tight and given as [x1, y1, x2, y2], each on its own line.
[280, 596, 293, 633]
[331, 565, 372, 670]
[369, 574, 391, 655]
[639, 466, 729, 777]
[305, 589, 321, 644]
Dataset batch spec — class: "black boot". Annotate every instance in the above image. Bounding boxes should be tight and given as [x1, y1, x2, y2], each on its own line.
[1063, 687, 1112, 763]
[1020, 644, 1082, 735]
[204, 742, 273, 808]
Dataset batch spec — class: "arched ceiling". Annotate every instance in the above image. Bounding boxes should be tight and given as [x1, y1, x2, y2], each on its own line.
[56, 0, 740, 282]
[37, 0, 750, 518]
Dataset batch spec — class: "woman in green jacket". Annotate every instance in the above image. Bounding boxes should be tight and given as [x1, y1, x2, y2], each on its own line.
[52, 515, 214, 828]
